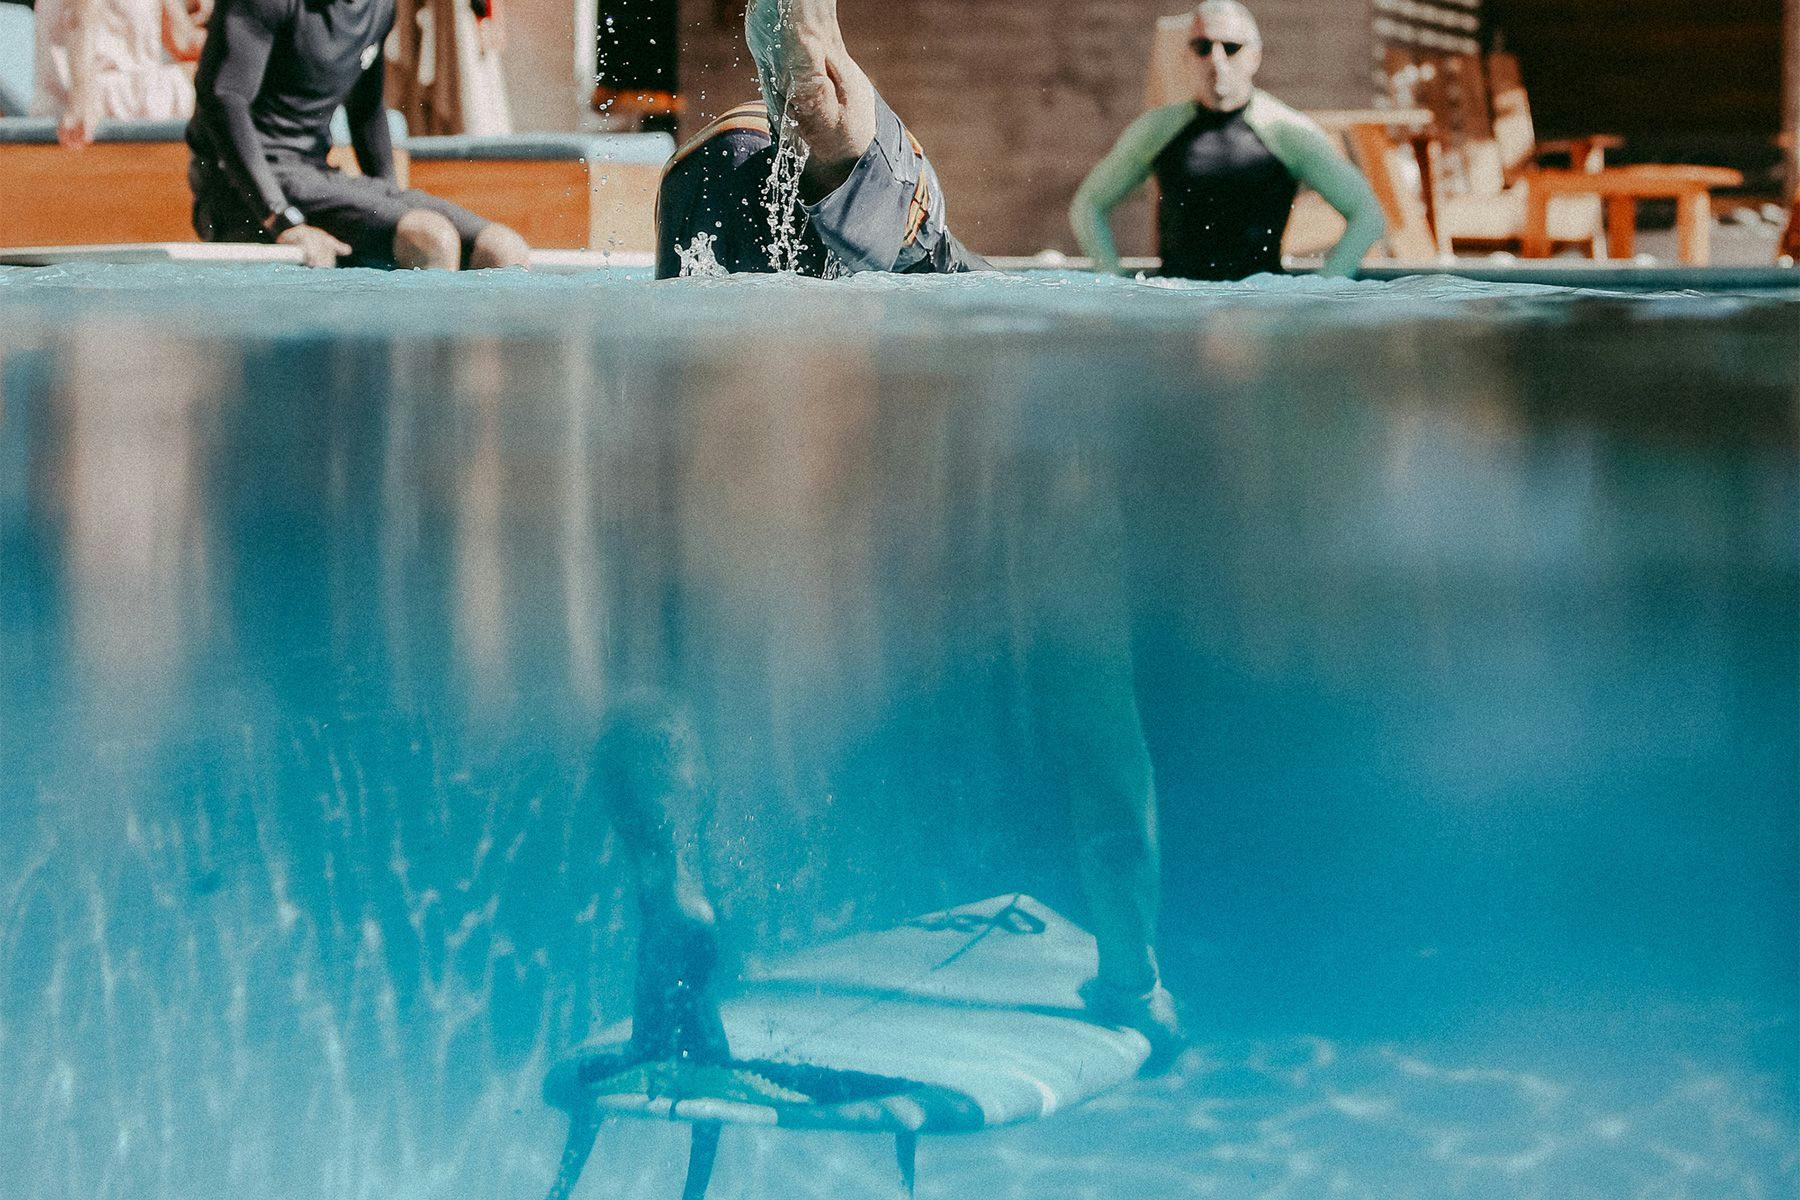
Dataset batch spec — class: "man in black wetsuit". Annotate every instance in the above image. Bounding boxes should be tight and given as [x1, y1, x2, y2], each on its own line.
[1071, 0, 1385, 280]
[655, 0, 986, 278]
[186, 0, 530, 270]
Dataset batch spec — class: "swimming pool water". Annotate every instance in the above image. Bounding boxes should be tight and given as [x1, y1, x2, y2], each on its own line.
[1, 264, 1795, 1199]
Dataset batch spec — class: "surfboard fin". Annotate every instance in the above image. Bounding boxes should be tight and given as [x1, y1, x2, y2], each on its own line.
[895, 1131, 918, 1198]
[543, 1101, 604, 1200]
[681, 1121, 723, 1200]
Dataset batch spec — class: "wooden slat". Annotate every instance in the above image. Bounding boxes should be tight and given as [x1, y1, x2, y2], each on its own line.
[407, 159, 593, 248]
[0, 142, 196, 246]
[406, 157, 662, 252]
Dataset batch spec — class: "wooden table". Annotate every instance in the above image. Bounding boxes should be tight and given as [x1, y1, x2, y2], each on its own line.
[1522, 164, 1744, 265]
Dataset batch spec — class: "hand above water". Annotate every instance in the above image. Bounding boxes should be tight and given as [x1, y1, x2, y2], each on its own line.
[278, 225, 352, 269]
[745, 0, 875, 171]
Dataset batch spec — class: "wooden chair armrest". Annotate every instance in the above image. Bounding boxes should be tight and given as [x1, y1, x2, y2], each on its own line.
[1537, 135, 1624, 152]
[1535, 135, 1623, 172]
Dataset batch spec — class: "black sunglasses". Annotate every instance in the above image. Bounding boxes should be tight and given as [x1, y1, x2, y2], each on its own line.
[1190, 38, 1247, 56]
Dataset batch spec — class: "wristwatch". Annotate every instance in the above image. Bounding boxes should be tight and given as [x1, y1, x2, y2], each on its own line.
[263, 205, 306, 236]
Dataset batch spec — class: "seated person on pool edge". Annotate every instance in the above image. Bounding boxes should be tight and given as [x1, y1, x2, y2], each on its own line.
[656, 0, 987, 278]
[186, 0, 529, 269]
[1070, 0, 1386, 281]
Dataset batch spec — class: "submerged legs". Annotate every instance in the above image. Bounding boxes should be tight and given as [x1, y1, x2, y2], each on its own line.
[1019, 453, 1185, 1069]
[542, 1103, 604, 1200]
[895, 1131, 918, 1198]
[680, 1122, 723, 1200]
[589, 695, 730, 1065]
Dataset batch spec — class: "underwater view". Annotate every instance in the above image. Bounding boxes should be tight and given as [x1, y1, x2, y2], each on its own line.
[0, 265, 1796, 1199]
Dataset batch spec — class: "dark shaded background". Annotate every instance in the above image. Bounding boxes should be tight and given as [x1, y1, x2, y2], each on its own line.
[1487, 0, 1786, 179]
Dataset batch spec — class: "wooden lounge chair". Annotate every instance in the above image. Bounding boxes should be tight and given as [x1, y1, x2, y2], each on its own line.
[1481, 51, 1743, 266]
[1389, 50, 1606, 258]
[1485, 52, 1620, 182]
[1335, 120, 1444, 261]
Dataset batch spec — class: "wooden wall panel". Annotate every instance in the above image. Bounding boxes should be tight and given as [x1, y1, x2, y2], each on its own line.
[0, 143, 197, 246]
[1484, 0, 1783, 143]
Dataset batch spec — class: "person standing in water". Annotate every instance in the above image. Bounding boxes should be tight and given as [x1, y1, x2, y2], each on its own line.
[1070, 0, 1386, 280]
[653, 0, 1184, 1073]
[655, 0, 987, 277]
[185, 0, 530, 268]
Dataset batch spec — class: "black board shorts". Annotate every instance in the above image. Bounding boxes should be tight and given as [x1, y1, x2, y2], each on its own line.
[190, 156, 493, 267]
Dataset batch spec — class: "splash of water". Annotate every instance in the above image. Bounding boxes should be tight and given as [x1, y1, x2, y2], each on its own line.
[675, 231, 727, 279]
[762, 106, 812, 274]
[751, 0, 837, 274]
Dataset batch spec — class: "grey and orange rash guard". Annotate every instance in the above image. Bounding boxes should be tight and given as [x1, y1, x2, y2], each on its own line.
[655, 96, 987, 279]
[1070, 91, 1386, 280]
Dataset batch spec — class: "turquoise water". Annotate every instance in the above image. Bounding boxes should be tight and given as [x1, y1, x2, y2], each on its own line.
[1, 264, 1795, 1199]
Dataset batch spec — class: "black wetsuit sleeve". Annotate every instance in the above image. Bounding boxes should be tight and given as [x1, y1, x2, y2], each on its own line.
[655, 133, 778, 279]
[345, 43, 396, 183]
[193, 0, 293, 219]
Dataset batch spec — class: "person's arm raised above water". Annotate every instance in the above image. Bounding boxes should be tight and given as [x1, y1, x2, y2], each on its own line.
[1069, 104, 1193, 276]
[744, 0, 877, 200]
[192, 0, 293, 222]
[1246, 94, 1387, 279]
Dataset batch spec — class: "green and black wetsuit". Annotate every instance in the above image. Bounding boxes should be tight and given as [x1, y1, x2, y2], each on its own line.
[1071, 91, 1386, 280]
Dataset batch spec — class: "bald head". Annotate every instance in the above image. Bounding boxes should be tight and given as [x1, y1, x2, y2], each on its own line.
[1192, 0, 1261, 45]
[1187, 0, 1263, 111]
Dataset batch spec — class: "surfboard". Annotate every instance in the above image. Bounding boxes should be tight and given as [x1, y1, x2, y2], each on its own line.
[0, 243, 655, 272]
[541, 894, 1149, 1199]
[0, 243, 306, 267]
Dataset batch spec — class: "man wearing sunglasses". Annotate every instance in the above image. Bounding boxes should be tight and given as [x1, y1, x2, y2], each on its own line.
[1071, 0, 1386, 281]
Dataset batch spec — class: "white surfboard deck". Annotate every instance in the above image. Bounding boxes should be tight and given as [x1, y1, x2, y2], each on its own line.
[544, 895, 1150, 1134]
[0, 243, 653, 272]
[0, 242, 305, 266]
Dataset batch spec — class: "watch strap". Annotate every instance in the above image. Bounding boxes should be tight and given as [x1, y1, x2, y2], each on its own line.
[264, 205, 306, 236]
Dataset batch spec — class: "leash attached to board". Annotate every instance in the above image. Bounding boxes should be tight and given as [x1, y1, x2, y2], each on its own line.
[539, 895, 1146, 1200]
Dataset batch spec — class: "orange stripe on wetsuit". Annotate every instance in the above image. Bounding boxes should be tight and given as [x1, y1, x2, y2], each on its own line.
[662, 103, 773, 179]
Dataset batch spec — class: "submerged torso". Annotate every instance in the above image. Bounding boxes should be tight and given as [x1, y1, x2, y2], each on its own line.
[1152, 102, 1298, 281]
